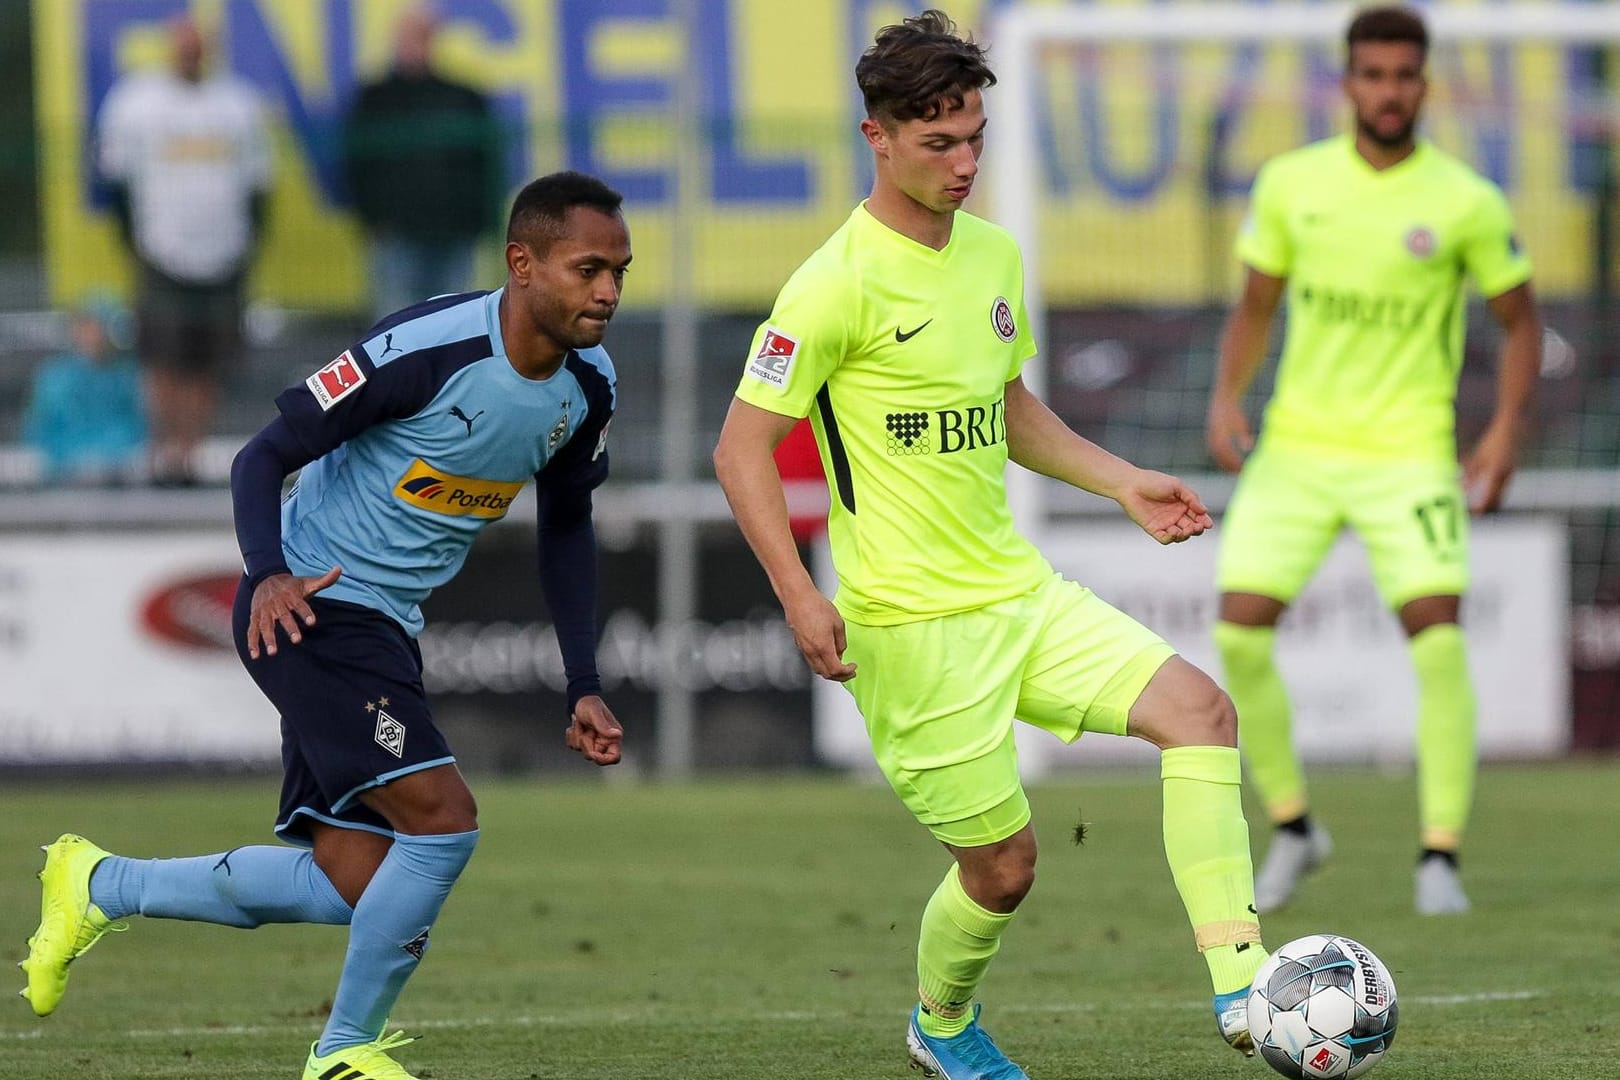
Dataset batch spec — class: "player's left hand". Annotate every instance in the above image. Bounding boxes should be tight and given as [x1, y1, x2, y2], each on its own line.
[1464, 423, 1517, 514]
[566, 695, 623, 766]
[1117, 469, 1214, 545]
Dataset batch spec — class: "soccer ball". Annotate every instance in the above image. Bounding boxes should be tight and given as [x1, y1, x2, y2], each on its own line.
[1246, 934, 1398, 1079]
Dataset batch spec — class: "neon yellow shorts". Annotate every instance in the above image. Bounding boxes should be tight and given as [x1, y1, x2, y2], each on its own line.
[1216, 446, 1470, 608]
[842, 573, 1174, 847]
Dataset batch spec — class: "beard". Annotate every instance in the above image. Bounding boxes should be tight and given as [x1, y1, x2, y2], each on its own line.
[1359, 112, 1416, 149]
[531, 297, 612, 351]
[561, 312, 612, 349]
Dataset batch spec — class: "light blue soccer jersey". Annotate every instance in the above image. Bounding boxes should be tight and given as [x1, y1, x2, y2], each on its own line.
[273, 289, 615, 634]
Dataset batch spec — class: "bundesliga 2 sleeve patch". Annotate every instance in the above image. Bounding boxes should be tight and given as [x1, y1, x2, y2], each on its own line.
[746, 327, 799, 388]
[305, 350, 367, 410]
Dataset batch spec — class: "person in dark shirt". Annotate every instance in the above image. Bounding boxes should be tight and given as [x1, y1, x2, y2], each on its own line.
[343, 2, 501, 319]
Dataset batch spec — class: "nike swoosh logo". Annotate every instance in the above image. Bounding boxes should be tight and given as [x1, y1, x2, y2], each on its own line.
[895, 320, 932, 343]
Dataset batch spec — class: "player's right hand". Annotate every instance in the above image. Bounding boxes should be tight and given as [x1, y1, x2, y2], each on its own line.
[245, 566, 342, 659]
[783, 589, 857, 683]
[566, 695, 624, 766]
[1206, 397, 1253, 473]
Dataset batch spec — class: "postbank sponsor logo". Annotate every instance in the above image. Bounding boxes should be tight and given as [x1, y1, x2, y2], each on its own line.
[394, 459, 523, 519]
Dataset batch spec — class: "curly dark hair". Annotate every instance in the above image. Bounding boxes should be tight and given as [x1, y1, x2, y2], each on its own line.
[1346, 5, 1429, 64]
[855, 9, 995, 124]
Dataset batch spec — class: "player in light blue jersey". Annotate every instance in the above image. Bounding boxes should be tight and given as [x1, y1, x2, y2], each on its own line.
[21, 172, 632, 1080]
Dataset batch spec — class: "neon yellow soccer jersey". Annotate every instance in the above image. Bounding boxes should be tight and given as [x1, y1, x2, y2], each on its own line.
[1237, 136, 1533, 461]
[735, 204, 1050, 625]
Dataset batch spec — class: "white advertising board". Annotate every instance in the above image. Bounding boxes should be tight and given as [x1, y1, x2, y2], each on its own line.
[0, 533, 278, 764]
[815, 517, 1569, 772]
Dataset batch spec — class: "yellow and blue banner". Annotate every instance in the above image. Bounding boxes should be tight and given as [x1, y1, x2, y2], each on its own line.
[34, 0, 1612, 309]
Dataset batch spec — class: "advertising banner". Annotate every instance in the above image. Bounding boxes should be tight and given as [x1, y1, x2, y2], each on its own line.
[0, 533, 276, 764]
[35, 0, 1609, 309]
[815, 517, 1570, 772]
[0, 527, 809, 768]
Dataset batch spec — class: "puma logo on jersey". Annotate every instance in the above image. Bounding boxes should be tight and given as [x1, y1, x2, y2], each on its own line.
[380, 332, 402, 357]
[448, 405, 484, 435]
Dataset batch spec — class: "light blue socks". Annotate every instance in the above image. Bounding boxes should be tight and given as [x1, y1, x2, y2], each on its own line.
[89, 831, 480, 1057]
[317, 829, 479, 1055]
[90, 846, 353, 927]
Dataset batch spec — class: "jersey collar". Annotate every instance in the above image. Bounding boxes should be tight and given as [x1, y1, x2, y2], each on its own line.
[855, 201, 961, 263]
[1343, 133, 1431, 179]
[485, 286, 575, 387]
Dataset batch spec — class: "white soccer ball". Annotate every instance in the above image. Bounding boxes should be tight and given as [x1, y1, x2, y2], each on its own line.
[1247, 934, 1398, 1079]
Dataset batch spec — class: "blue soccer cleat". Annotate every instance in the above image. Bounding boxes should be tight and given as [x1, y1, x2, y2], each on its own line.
[1214, 985, 1256, 1056]
[906, 1004, 1030, 1080]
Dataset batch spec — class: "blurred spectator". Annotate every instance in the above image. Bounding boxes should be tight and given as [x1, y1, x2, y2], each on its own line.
[95, 12, 272, 486]
[23, 296, 147, 486]
[343, 2, 501, 320]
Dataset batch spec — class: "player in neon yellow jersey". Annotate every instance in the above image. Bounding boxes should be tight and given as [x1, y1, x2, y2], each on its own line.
[714, 11, 1269, 1078]
[1207, 5, 1543, 918]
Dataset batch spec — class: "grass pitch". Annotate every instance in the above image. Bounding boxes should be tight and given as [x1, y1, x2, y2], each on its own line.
[2, 763, 1617, 1079]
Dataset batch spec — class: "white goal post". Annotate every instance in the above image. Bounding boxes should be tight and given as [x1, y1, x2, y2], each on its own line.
[987, 1, 1620, 399]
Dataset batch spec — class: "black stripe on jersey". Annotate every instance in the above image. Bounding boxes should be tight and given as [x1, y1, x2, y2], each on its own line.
[536, 350, 616, 504]
[362, 289, 492, 341]
[815, 384, 855, 515]
[275, 334, 493, 459]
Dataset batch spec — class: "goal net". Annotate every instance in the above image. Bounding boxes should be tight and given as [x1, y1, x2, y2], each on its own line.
[981, 2, 1620, 760]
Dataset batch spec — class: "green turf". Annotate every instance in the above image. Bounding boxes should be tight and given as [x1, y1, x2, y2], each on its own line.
[2, 763, 1617, 1078]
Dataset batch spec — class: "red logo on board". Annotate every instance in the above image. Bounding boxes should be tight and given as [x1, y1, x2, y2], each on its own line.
[138, 573, 240, 651]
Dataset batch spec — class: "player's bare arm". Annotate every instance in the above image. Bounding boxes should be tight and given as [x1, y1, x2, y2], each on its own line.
[713, 397, 856, 682]
[1465, 280, 1542, 513]
[1207, 267, 1286, 472]
[245, 566, 342, 660]
[566, 694, 624, 766]
[1004, 375, 1213, 545]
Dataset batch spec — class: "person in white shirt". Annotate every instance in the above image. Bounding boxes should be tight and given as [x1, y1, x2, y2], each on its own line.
[96, 12, 272, 485]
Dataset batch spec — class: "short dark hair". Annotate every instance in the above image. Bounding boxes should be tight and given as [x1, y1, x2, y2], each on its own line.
[1346, 5, 1429, 64]
[856, 9, 995, 124]
[506, 171, 624, 250]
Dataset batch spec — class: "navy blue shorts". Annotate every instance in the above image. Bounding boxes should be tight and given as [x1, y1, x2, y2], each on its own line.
[233, 578, 456, 845]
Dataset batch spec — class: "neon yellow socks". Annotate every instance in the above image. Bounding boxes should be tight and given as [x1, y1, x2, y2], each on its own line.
[1162, 745, 1267, 994]
[1214, 621, 1308, 823]
[1411, 623, 1475, 852]
[915, 863, 1013, 1038]
[913, 745, 1271, 1024]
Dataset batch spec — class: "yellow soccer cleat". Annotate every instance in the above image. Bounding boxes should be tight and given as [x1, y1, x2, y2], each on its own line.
[302, 1030, 422, 1080]
[19, 833, 125, 1017]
